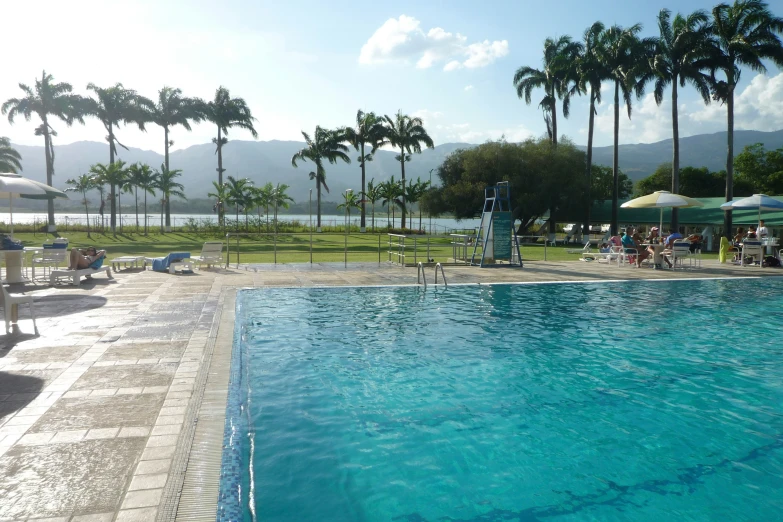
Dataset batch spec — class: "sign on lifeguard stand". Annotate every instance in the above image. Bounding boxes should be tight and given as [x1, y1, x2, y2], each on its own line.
[470, 181, 522, 267]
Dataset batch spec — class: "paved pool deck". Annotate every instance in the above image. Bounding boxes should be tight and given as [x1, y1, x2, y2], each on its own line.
[0, 260, 779, 521]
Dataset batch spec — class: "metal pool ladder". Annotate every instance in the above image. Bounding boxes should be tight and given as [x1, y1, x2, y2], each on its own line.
[417, 262, 448, 288]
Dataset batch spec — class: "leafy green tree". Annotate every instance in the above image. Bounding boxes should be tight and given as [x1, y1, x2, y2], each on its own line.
[205, 87, 258, 226]
[134, 164, 158, 235]
[380, 176, 404, 229]
[2, 71, 86, 228]
[635, 163, 673, 196]
[591, 165, 633, 200]
[127, 163, 154, 230]
[89, 160, 129, 236]
[404, 177, 431, 231]
[597, 24, 656, 235]
[148, 87, 205, 172]
[250, 182, 274, 232]
[65, 174, 96, 238]
[709, 0, 783, 236]
[573, 22, 608, 235]
[225, 175, 253, 231]
[154, 164, 186, 233]
[514, 35, 582, 145]
[735, 143, 783, 194]
[0, 137, 22, 173]
[84, 83, 153, 232]
[291, 126, 351, 230]
[381, 111, 434, 229]
[344, 110, 386, 231]
[365, 179, 383, 232]
[651, 8, 714, 230]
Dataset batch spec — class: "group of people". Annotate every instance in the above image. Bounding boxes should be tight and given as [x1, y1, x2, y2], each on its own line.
[729, 220, 769, 262]
[599, 226, 702, 268]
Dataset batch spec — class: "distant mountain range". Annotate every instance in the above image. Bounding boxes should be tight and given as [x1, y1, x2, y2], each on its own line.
[8, 129, 783, 203]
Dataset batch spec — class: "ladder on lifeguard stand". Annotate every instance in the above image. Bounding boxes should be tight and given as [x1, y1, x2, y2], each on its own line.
[470, 182, 523, 267]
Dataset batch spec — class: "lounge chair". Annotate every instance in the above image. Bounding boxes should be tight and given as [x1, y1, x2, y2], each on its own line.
[2, 284, 38, 335]
[146, 252, 193, 274]
[194, 242, 224, 268]
[566, 241, 591, 255]
[49, 265, 113, 286]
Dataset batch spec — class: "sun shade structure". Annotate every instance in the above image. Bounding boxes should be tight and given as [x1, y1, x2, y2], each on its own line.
[720, 194, 783, 224]
[0, 173, 68, 236]
[621, 191, 704, 233]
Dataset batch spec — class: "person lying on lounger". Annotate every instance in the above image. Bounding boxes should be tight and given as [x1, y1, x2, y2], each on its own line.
[68, 247, 106, 270]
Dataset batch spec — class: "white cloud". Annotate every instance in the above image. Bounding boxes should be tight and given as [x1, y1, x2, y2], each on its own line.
[411, 109, 443, 127]
[434, 123, 534, 144]
[688, 73, 783, 131]
[464, 85, 474, 92]
[359, 15, 508, 71]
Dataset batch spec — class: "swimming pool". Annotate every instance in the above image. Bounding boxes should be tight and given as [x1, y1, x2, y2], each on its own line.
[220, 279, 783, 521]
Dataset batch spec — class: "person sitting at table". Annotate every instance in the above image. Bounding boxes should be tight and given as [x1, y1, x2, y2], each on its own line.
[684, 233, 703, 253]
[733, 227, 745, 246]
[68, 247, 106, 270]
[757, 220, 769, 239]
[661, 227, 684, 268]
[630, 228, 651, 267]
[747, 225, 758, 239]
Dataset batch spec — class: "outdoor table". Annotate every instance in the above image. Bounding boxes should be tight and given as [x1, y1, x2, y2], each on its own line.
[642, 243, 666, 269]
[22, 247, 41, 278]
[0, 250, 27, 284]
[761, 238, 779, 257]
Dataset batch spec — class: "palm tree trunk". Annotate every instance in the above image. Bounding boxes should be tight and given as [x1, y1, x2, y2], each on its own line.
[671, 78, 680, 232]
[360, 143, 366, 231]
[611, 80, 620, 236]
[724, 80, 735, 239]
[164, 126, 170, 172]
[144, 192, 148, 236]
[118, 191, 122, 234]
[42, 123, 56, 230]
[165, 197, 171, 231]
[109, 125, 117, 235]
[217, 127, 225, 227]
[548, 93, 558, 234]
[84, 190, 91, 239]
[135, 186, 139, 229]
[316, 172, 322, 230]
[584, 90, 596, 237]
[372, 202, 375, 231]
[400, 153, 406, 230]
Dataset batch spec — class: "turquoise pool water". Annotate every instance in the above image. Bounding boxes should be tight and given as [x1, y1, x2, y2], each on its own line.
[223, 279, 783, 521]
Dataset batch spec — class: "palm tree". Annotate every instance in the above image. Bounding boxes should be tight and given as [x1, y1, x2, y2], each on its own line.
[514, 36, 583, 146]
[652, 9, 714, 231]
[127, 163, 154, 230]
[89, 161, 128, 236]
[709, 0, 783, 237]
[0, 137, 23, 173]
[597, 24, 655, 235]
[65, 174, 95, 238]
[380, 176, 404, 229]
[1, 71, 86, 229]
[207, 181, 229, 232]
[252, 182, 275, 232]
[270, 184, 294, 231]
[344, 110, 386, 231]
[573, 22, 608, 236]
[366, 179, 382, 232]
[381, 111, 434, 229]
[205, 87, 257, 226]
[135, 165, 158, 236]
[404, 178, 431, 231]
[225, 175, 252, 232]
[291, 126, 351, 231]
[154, 164, 186, 233]
[149, 87, 205, 171]
[337, 190, 361, 231]
[84, 83, 153, 232]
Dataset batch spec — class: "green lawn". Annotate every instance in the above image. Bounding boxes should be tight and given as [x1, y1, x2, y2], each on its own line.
[8, 230, 720, 265]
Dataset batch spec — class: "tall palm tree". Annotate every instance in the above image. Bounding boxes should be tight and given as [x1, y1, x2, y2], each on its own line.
[366, 179, 382, 232]
[0, 137, 23, 173]
[344, 110, 386, 231]
[270, 183, 294, 231]
[573, 22, 608, 236]
[709, 0, 783, 237]
[84, 83, 153, 232]
[225, 175, 252, 232]
[514, 36, 583, 146]
[291, 126, 351, 231]
[65, 174, 95, 238]
[598, 24, 655, 235]
[207, 181, 229, 232]
[135, 165, 158, 236]
[149, 87, 205, 171]
[154, 164, 186, 233]
[205, 87, 257, 226]
[652, 9, 714, 231]
[337, 190, 361, 231]
[127, 163, 154, 230]
[404, 178, 431, 231]
[89, 161, 128, 236]
[381, 111, 434, 229]
[2, 71, 86, 229]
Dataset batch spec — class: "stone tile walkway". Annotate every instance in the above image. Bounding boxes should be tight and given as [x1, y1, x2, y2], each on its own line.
[0, 261, 778, 521]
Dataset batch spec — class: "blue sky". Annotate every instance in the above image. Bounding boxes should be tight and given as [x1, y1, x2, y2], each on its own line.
[0, 0, 781, 154]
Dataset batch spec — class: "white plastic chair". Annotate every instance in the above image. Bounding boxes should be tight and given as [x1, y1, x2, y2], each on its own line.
[194, 241, 224, 268]
[31, 249, 67, 281]
[1, 284, 38, 335]
[740, 241, 763, 267]
[670, 242, 693, 269]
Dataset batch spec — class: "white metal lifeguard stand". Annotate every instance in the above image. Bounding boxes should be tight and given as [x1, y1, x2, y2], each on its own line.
[470, 181, 523, 267]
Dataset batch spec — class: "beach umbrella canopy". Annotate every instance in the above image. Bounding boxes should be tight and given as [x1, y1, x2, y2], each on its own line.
[720, 194, 783, 225]
[621, 191, 704, 233]
[0, 173, 68, 235]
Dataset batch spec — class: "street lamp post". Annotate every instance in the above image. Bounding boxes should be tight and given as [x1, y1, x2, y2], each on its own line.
[273, 185, 278, 264]
[345, 189, 352, 267]
[309, 189, 313, 264]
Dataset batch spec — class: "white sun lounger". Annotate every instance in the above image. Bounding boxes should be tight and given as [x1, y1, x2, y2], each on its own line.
[110, 256, 146, 271]
[49, 266, 113, 286]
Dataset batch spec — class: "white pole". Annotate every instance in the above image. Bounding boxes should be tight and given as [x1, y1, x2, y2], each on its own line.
[9, 194, 13, 237]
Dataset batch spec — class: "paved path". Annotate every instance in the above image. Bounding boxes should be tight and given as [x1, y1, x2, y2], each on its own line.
[0, 261, 777, 521]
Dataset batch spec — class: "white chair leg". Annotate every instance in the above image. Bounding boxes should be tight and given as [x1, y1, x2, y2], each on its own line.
[29, 302, 38, 335]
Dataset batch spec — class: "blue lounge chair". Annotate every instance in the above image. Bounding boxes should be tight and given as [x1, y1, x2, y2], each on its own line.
[148, 252, 191, 272]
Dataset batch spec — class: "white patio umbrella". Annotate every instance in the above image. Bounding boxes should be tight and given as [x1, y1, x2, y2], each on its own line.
[621, 190, 704, 233]
[720, 194, 783, 223]
[0, 173, 68, 236]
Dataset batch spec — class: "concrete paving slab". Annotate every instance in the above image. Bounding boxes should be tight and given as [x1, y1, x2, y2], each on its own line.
[28, 394, 165, 433]
[70, 363, 177, 391]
